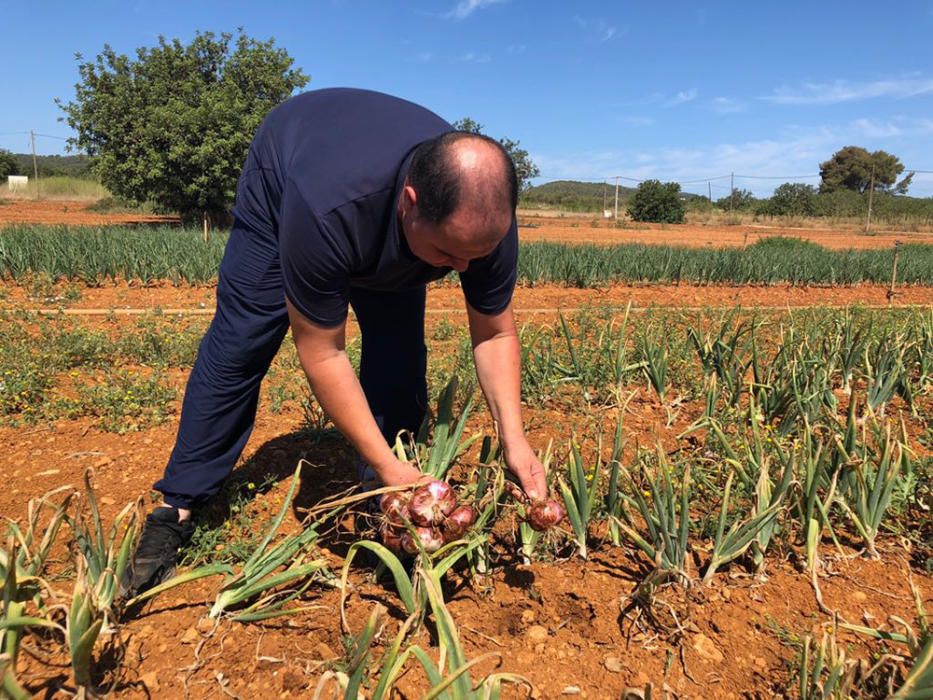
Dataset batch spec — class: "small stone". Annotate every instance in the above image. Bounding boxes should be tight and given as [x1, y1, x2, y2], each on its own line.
[604, 656, 624, 673]
[521, 609, 536, 624]
[99, 496, 116, 506]
[180, 627, 199, 645]
[562, 687, 581, 695]
[137, 624, 154, 638]
[196, 617, 215, 633]
[692, 633, 724, 663]
[94, 456, 112, 468]
[534, 642, 545, 654]
[516, 651, 535, 666]
[852, 591, 867, 602]
[140, 671, 160, 691]
[754, 657, 767, 670]
[313, 643, 336, 660]
[631, 671, 650, 687]
[526, 625, 548, 643]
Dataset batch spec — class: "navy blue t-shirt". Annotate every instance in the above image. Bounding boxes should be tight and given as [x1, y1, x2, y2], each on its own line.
[232, 88, 518, 328]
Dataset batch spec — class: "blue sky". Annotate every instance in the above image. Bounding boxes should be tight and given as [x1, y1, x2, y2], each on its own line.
[3, 0, 933, 197]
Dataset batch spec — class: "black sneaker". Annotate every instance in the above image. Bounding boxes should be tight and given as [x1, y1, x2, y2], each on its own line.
[119, 506, 195, 600]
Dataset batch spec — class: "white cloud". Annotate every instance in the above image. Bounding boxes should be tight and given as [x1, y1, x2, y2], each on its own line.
[573, 16, 619, 42]
[460, 51, 491, 63]
[851, 118, 903, 139]
[710, 97, 747, 114]
[531, 118, 933, 196]
[667, 89, 698, 106]
[763, 77, 933, 105]
[411, 52, 434, 63]
[447, 0, 507, 20]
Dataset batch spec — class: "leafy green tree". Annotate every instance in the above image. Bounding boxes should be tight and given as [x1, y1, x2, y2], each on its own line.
[819, 146, 913, 195]
[715, 188, 756, 211]
[0, 149, 20, 179]
[628, 179, 686, 223]
[759, 182, 817, 216]
[452, 118, 540, 192]
[58, 30, 308, 225]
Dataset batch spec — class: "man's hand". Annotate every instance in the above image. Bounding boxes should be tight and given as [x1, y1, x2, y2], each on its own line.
[502, 438, 548, 502]
[371, 457, 429, 488]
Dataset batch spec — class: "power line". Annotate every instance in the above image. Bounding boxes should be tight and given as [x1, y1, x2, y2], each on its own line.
[734, 173, 821, 180]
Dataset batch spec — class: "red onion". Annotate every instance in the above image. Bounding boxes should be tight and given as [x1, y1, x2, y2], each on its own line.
[442, 505, 478, 541]
[399, 531, 419, 555]
[408, 480, 457, 526]
[400, 526, 445, 553]
[380, 524, 404, 552]
[380, 492, 410, 525]
[527, 499, 565, 532]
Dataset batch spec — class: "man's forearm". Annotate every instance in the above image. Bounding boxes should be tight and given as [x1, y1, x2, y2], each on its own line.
[472, 329, 526, 448]
[304, 353, 398, 473]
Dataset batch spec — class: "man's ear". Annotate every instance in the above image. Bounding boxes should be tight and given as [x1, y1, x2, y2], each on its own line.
[403, 184, 418, 209]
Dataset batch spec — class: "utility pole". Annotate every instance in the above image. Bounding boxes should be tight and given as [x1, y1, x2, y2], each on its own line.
[613, 176, 620, 220]
[730, 172, 735, 212]
[865, 164, 875, 234]
[30, 130, 40, 200]
[708, 181, 712, 204]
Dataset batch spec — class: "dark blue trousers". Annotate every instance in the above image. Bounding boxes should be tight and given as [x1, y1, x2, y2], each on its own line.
[154, 219, 428, 509]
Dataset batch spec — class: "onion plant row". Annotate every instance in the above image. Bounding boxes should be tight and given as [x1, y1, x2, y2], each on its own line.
[2, 225, 932, 285]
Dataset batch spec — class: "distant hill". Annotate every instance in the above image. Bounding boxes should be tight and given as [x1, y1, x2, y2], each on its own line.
[520, 180, 634, 212]
[11, 153, 94, 178]
[520, 179, 703, 212]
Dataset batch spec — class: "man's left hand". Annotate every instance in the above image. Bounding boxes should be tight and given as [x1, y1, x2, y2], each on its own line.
[502, 439, 548, 502]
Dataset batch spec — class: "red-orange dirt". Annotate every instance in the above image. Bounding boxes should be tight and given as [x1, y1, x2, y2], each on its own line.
[0, 198, 176, 226]
[2, 198, 932, 250]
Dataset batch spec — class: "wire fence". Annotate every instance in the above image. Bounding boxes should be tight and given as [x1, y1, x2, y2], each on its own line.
[530, 170, 933, 202]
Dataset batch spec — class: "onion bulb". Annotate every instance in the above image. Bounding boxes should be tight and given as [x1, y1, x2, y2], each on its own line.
[527, 499, 565, 532]
[399, 526, 445, 553]
[379, 524, 404, 552]
[408, 480, 457, 526]
[442, 505, 478, 541]
[379, 492, 410, 525]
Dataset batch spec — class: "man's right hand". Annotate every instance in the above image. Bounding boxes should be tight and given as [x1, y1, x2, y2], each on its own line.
[372, 457, 430, 488]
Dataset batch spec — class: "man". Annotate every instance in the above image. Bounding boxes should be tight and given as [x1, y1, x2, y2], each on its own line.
[121, 87, 546, 598]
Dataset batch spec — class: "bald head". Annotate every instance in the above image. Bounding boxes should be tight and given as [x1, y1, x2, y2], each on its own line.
[407, 131, 518, 231]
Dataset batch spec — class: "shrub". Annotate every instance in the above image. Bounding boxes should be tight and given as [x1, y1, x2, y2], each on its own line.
[628, 179, 686, 224]
[757, 183, 817, 217]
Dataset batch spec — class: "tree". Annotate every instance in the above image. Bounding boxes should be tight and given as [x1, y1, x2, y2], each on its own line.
[715, 188, 756, 211]
[819, 146, 913, 195]
[628, 179, 686, 223]
[761, 182, 817, 216]
[58, 30, 308, 225]
[451, 118, 540, 192]
[0, 150, 19, 179]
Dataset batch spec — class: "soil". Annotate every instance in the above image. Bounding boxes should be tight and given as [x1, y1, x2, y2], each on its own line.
[0, 198, 177, 226]
[516, 215, 933, 250]
[5, 281, 933, 315]
[2, 198, 932, 250]
[4, 393, 931, 699]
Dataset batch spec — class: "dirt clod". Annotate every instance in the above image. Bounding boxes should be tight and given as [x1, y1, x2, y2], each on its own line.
[692, 633, 724, 663]
[604, 656, 624, 673]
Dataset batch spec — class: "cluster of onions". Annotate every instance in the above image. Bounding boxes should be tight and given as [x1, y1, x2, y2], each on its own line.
[379, 480, 477, 554]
